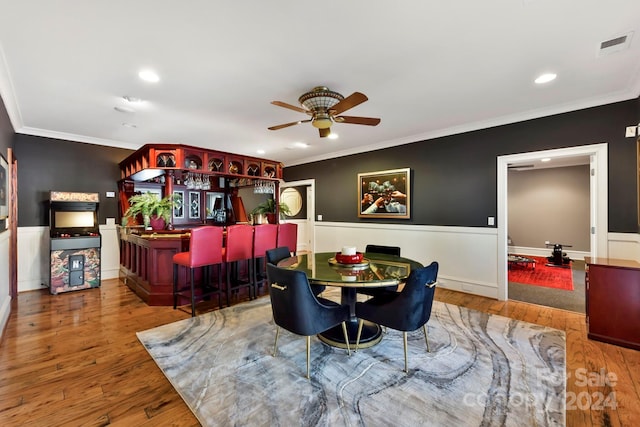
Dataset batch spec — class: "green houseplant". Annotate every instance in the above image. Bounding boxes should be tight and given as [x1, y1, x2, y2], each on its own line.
[251, 198, 291, 224]
[124, 192, 175, 230]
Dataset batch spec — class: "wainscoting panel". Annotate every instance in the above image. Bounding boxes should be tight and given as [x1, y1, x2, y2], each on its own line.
[607, 232, 640, 262]
[17, 225, 120, 293]
[314, 222, 500, 299]
[0, 230, 11, 340]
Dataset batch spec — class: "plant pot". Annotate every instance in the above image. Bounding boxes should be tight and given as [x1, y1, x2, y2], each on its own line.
[265, 213, 277, 224]
[149, 216, 166, 231]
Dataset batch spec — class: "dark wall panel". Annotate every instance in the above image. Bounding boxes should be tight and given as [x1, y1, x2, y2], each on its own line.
[284, 99, 638, 232]
[0, 95, 12, 156]
[15, 134, 132, 226]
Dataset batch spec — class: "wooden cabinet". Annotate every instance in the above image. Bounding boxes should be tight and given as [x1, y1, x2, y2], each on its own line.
[585, 257, 640, 350]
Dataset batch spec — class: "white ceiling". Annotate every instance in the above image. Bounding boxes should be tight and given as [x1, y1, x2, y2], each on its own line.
[0, 1, 639, 167]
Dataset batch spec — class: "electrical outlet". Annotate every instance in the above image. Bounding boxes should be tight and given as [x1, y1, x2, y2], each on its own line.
[487, 216, 495, 226]
[545, 240, 550, 245]
[317, 214, 323, 221]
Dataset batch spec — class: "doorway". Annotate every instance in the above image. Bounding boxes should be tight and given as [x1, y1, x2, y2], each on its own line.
[497, 143, 608, 301]
[280, 179, 315, 253]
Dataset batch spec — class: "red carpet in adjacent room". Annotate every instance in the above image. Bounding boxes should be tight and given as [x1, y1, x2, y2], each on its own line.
[508, 256, 574, 291]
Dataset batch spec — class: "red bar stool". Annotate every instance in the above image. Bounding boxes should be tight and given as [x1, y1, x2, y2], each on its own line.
[223, 224, 255, 306]
[173, 226, 224, 317]
[277, 222, 298, 255]
[252, 224, 278, 295]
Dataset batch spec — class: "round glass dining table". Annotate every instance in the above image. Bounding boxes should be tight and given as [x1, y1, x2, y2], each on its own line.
[277, 251, 424, 348]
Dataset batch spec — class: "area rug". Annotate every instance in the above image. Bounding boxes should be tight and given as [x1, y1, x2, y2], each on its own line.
[137, 297, 566, 426]
[509, 255, 574, 291]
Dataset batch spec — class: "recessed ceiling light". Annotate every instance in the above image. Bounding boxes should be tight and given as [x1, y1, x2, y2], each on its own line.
[535, 73, 557, 84]
[114, 106, 135, 113]
[541, 158, 551, 162]
[122, 122, 138, 128]
[328, 133, 338, 140]
[293, 142, 308, 149]
[256, 149, 265, 155]
[138, 69, 160, 83]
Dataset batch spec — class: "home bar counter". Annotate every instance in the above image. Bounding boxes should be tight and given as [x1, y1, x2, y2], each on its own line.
[118, 143, 284, 306]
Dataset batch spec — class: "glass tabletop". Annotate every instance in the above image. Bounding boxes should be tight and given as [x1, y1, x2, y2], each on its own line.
[277, 252, 424, 288]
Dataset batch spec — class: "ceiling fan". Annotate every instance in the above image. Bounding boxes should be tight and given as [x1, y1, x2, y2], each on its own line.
[268, 86, 381, 138]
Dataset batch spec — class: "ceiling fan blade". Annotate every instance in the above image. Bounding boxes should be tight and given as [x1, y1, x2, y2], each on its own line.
[319, 128, 331, 138]
[271, 100, 308, 114]
[335, 116, 381, 126]
[268, 119, 310, 131]
[330, 92, 368, 115]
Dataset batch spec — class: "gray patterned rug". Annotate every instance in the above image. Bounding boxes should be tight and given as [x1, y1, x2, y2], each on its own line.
[137, 297, 565, 426]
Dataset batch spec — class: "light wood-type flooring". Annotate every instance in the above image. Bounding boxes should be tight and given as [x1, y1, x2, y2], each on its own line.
[0, 279, 638, 426]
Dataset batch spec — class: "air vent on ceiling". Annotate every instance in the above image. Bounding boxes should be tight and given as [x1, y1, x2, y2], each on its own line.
[598, 32, 633, 57]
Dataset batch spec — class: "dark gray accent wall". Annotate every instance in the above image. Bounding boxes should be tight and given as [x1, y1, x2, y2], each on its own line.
[14, 134, 132, 226]
[0, 95, 12, 157]
[284, 99, 638, 232]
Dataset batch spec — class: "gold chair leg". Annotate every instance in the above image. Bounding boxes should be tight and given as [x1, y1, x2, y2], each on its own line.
[273, 326, 280, 357]
[341, 322, 351, 355]
[403, 331, 408, 373]
[306, 336, 311, 379]
[423, 324, 430, 352]
[355, 319, 364, 352]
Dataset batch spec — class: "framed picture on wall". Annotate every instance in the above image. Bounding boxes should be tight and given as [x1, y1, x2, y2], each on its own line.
[0, 153, 8, 220]
[358, 168, 410, 219]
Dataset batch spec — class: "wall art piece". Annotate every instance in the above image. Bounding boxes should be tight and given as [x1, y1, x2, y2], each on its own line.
[358, 168, 410, 219]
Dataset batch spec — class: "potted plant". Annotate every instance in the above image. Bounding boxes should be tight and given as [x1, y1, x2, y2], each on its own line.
[124, 192, 175, 230]
[251, 198, 291, 224]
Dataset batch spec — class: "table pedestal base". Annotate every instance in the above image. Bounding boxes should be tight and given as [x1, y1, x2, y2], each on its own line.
[318, 319, 382, 349]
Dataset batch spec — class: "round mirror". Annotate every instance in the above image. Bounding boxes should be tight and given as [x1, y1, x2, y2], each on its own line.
[281, 188, 302, 216]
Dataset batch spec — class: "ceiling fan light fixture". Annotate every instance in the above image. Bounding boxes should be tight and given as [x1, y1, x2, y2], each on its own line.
[299, 86, 344, 112]
[312, 113, 332, 129]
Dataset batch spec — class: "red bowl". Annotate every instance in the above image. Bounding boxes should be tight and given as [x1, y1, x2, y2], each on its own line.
[335, 252, 364, 264]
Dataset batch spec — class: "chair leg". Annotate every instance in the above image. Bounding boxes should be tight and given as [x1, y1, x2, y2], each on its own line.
[355, 319, 364, 352]
[423, 324, 430, 352]
[306, 335, 311, 379]
[190, 268, 196, 317]
[172, 263, 178, 309]
[403, 331, 408, 373]
[341, 321, 351, 355]
[272, 326, 280, 357]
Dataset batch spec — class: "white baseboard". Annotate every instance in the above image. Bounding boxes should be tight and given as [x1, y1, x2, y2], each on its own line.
[0, 294, 11, 340]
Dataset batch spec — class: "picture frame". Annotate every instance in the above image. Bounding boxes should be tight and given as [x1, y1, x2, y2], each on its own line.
[358, 167, 410, 219]
[0, 153, 8, 220]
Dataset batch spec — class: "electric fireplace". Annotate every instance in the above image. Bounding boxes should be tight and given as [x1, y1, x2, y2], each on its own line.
[49, 191, 101, 294]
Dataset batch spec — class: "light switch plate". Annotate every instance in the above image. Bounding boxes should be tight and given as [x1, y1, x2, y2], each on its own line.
[625, 126, 637, 137]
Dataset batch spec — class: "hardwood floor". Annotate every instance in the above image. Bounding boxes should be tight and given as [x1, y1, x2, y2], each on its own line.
[1, 280, 638, 426]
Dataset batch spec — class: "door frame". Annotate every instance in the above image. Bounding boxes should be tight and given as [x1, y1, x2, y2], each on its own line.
[496, 143, 608, 300]
[280, 179, 315, 253]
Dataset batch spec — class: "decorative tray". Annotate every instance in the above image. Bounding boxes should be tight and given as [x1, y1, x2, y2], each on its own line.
[328, 257, 370, 269]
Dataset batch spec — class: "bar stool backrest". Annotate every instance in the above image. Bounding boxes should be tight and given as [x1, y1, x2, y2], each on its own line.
[225, 224, 254, 262]
[277, 223, 298, 255]
[188, 226, 223, 267]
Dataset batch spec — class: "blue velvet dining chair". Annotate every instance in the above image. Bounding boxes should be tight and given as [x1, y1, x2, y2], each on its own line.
[355, 261, 439, 372]
[357, 244, 402, 297]
[265, 247, 325, 296]
[266, 263, 351, 379]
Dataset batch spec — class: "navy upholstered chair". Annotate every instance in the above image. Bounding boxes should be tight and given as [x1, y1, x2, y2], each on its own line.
[357, 244, 402, 297]
[265, 246, 293, 266]
[265, 247, 325, 296]
[266, 263, 350, 379]
[355, 261, 439, 372]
